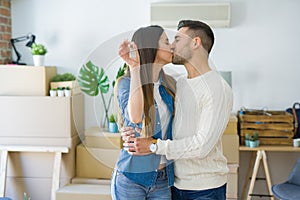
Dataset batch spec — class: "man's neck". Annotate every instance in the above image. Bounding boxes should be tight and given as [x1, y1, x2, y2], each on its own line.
[185, 58, 211, 79]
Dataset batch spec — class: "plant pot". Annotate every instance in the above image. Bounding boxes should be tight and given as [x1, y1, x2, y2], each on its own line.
[64, 89, 72, 97]
[108, 122, 118, 133]
[245, 139, 250, 147]
[256, 140, 260, 147]
[49, 90, 57, 97]
[293, 138, 300, 147]
[33, 55, 45, 66]
[249, 140, 259, 148]
[57, 90, 64, 97]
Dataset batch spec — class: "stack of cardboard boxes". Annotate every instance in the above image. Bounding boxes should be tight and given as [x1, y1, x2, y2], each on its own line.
[76, 127, 121, 179]
[0, 66, 84, 200]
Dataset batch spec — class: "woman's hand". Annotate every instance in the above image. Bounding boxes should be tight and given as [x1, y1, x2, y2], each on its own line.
[118, 40, 140, 69]
[120, 126, 136, 142]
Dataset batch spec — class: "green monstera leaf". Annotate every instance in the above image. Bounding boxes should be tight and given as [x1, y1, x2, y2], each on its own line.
[78, 61, 109, 96]
[77, 61, 127, 128]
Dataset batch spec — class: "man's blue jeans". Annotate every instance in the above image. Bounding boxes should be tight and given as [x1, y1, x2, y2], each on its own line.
[111, 169, 171, 200]
[172, 184, 227, 200]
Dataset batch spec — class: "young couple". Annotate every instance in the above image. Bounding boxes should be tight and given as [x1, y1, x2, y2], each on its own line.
[111, 20, 233, 200]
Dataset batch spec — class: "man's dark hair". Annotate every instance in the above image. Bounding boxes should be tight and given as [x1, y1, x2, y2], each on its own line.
[178, 20, 214, 54]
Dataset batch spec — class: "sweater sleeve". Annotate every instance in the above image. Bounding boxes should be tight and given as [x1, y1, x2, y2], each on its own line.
[156, 85, 233, 160]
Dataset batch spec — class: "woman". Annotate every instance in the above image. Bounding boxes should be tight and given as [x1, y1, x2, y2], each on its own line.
[111, 25, 176, 199]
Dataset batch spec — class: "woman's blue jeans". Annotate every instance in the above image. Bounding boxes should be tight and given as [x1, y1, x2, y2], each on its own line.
[111, 169, 171, 200]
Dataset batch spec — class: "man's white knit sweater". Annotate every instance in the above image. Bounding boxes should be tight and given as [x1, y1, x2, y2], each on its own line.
[156, 70, 233, 190]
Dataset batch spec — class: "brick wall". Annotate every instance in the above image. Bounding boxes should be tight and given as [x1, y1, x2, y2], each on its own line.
[0, 0, 11, 64]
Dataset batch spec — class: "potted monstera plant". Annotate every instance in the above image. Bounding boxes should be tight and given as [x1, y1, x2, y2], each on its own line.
[78, 61, 126, 128]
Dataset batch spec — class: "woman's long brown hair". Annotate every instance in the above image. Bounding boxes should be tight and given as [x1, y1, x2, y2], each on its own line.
[115, 25, 176, 137]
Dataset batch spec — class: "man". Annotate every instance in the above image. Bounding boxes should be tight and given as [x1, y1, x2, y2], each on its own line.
[123, 20, 233, 200]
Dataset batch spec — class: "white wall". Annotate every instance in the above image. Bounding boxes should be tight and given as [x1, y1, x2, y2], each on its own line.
[10, 0, 300, 198]
[212, 0, 300, 111]
[12, 0, 300, 127]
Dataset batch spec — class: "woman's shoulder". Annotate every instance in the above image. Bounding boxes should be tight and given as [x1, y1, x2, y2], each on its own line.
[117, 76, 130, 86]
[116, 76, 130, 93]
[119, 76, 130, 82]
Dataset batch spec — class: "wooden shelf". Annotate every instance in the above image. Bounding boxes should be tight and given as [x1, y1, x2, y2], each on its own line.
[239, 145, 300, 152]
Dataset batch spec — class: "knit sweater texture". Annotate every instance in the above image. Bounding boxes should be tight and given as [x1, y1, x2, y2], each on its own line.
[156, 70, 233, 190]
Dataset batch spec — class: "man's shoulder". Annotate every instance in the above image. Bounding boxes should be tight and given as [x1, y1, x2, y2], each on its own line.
[176, 76, 187, 84]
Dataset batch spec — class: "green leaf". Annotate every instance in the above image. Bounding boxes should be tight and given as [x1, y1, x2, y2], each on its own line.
[109, 114, 116, 122]
[99, 75, 108, 84]
[116, 63, 127, 79]
[78, 61, 110, 96]
[31, 43, 47, 55]
[111, 63, 127, 88]
[100, 83, 109, 93]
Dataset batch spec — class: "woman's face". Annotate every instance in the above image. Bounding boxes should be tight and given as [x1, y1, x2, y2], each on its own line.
[155, 32, 172, 65]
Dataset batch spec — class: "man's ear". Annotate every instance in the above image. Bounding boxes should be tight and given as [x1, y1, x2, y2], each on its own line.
[193, 37, 202, 49]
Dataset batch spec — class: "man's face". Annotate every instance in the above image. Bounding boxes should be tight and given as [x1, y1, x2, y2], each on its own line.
[171, 27, 193, 65]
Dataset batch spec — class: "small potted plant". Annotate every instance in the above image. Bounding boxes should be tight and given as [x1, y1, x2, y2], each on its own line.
[249, 132, 259, 148]
[31, 43, 47, 66]
[245, 133, 250, 147]
[108, 114, 118, 133]
[50, 73, 77, 94]
[51, 73, 76, 82]
[64, 86, 72, 97]
[57, 87, 65, 97]
[49, 88, 57, 97]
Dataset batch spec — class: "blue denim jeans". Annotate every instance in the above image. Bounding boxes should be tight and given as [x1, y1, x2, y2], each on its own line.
[171, 184, 227, 200]
[111, 169, 171, 200]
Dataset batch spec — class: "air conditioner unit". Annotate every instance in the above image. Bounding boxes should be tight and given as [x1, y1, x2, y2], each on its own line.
[151, 2, 231, 28]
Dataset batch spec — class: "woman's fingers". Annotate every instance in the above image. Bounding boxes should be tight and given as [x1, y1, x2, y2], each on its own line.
[118, 40, 130, 58]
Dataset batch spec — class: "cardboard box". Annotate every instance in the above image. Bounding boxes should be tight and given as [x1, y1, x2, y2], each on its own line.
[222, 135, 239, 163]
[84, 127, 122, 149]
[1, 136, 80, 179]
[76, 144, 120, 179]
[56, 184, 111, 200]
[0, 65, 56, 96]
[224, 114, 238, 135]
[0, 137, 78, 148]
[0, 94, 84, 145]
[227, 164, 239, 199]
[5, 177, 70, 200]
